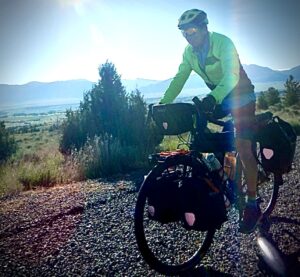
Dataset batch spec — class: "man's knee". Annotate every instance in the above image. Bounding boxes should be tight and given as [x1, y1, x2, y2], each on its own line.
[236, 139, 254, 160]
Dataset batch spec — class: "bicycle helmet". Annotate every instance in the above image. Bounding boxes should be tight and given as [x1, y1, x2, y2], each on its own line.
[178, 9, 208, 30]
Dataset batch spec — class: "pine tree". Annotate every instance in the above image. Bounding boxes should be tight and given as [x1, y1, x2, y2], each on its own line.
[257, 92, 269, 110]
[265, 87, 280, 106]
[0, 122, 17, 163]
[60, 61, 159, 174]
[284, 75, 300, 107]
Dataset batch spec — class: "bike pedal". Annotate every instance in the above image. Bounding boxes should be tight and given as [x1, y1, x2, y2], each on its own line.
[256, 196, 262, 204]
[257, 171, 270, 184]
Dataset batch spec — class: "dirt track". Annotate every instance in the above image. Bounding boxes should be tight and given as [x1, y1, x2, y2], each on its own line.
[0, 140, 299, 276]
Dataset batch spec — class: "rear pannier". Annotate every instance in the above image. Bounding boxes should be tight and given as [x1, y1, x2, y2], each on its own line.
[255, 116, 296, 174]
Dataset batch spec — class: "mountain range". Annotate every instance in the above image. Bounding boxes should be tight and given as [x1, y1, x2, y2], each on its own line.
[0, 64, 299, 109]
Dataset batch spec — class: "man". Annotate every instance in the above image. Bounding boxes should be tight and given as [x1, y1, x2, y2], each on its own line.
[159, 9, 260, 233]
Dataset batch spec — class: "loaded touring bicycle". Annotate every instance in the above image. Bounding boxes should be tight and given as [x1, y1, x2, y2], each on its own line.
[134, 96, 296, 275]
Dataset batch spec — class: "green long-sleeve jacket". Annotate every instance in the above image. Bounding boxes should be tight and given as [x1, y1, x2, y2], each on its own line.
[160, 32, 254, 105]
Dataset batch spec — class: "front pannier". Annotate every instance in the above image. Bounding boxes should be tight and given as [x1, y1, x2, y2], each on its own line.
[146, 173, 183, 224]
[152, 103, 195, 135]
[180, 177, 227, 231]
[255, 116, 297, 174]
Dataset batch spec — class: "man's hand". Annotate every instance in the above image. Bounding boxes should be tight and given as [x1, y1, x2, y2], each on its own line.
[201, 95, 216, 113]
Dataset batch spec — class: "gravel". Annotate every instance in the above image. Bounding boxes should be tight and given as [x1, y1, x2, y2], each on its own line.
[0, 140, 299, 276]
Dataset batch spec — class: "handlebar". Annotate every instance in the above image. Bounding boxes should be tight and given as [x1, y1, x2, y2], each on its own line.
[192, 96, 228, 128]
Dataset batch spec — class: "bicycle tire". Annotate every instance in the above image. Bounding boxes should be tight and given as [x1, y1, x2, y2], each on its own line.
[259, 173, 282, 218]
[134, 155, 215, 275]
[252, 144, 283, 218]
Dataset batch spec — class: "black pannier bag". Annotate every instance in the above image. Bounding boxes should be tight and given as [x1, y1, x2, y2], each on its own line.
[194, 131, 235, 153]
[152, 103, 195, 135]
[146, 173, 183, 224]
[255, 116, 297, 174]
[180, 177, 227, 231]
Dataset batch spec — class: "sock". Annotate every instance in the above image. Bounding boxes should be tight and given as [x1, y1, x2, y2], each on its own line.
[247, 196, 257, 207]
[247, 190, 257, 202]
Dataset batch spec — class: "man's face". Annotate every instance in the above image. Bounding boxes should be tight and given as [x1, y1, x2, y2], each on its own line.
[181, 27, 207, 48]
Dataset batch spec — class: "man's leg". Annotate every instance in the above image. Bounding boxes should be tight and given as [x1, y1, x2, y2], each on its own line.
[235, 138, 257, 199]
[232, 101, 262, 233]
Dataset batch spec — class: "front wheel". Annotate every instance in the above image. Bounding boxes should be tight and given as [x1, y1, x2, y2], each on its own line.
[134, 155, 215, 275]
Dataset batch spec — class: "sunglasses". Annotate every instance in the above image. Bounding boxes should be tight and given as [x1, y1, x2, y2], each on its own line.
[181, 27, 200, 37]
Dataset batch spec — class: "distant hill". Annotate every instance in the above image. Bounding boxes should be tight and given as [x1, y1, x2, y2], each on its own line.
[243, 64, 300, 82]
[0, 80, 95, 108]
[280, 65, 300, 80]
[0, 64, 299, 109]
[122, 78, 158, 92]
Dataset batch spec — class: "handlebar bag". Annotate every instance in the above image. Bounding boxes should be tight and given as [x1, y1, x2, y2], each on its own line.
[255, 116, 296, 174]
[152, 103, 195, 135]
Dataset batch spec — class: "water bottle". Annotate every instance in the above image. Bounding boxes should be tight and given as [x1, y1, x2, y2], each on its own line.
[223, 152, 237, 181]
[223, 194, 231, 210]
[206, 154, 231, 209]
[206, 153, 228, 182]
[206, 153, 222, 171]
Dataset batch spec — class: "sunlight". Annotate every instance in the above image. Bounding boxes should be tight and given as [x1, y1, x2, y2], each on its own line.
[58, 0, 92, 16]
[257, 236, 286, 275]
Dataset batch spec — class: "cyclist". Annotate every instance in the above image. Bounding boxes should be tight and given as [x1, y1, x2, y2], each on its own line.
[159, 9, 261, 233]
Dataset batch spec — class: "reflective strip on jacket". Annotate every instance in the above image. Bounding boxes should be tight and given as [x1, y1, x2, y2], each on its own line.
[160, 32, 254, 105]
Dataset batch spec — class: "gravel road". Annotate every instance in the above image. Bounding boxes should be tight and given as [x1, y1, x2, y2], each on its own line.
[0, 139, 299, 276]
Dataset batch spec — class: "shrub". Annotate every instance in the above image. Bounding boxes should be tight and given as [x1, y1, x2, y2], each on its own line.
[74, 134, 146, 178]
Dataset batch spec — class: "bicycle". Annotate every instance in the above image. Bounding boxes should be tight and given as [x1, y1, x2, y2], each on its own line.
[134, 97, 286, 275]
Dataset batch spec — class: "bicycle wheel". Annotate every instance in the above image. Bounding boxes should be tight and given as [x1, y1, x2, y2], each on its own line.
[134, 155, 215, 275]
[254, 145, 283, 217]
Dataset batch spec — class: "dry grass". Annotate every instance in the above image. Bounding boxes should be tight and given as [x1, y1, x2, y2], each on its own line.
[0, 129, 83, 197]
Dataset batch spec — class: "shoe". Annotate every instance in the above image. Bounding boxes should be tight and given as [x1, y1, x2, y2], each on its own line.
[239, 202, 262, 234]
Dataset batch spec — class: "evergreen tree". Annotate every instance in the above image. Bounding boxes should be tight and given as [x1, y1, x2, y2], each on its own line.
[284, 75, 300, 107]
[257, 92, 269, 110]
[0, 122, 17, 163]
[60, 61, 159, 174]
[265, 87, 280, 106]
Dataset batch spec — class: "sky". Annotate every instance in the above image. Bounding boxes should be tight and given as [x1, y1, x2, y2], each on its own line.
[0, 0, 300, 85]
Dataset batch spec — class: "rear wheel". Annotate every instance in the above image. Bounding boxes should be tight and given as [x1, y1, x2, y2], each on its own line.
[257, 171, 282, 218]
[254, 143, 282, 217]
[134, 155, 215, 275]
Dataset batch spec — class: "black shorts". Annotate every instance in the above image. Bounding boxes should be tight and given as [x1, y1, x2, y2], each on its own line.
[231, 101, 257, 140]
